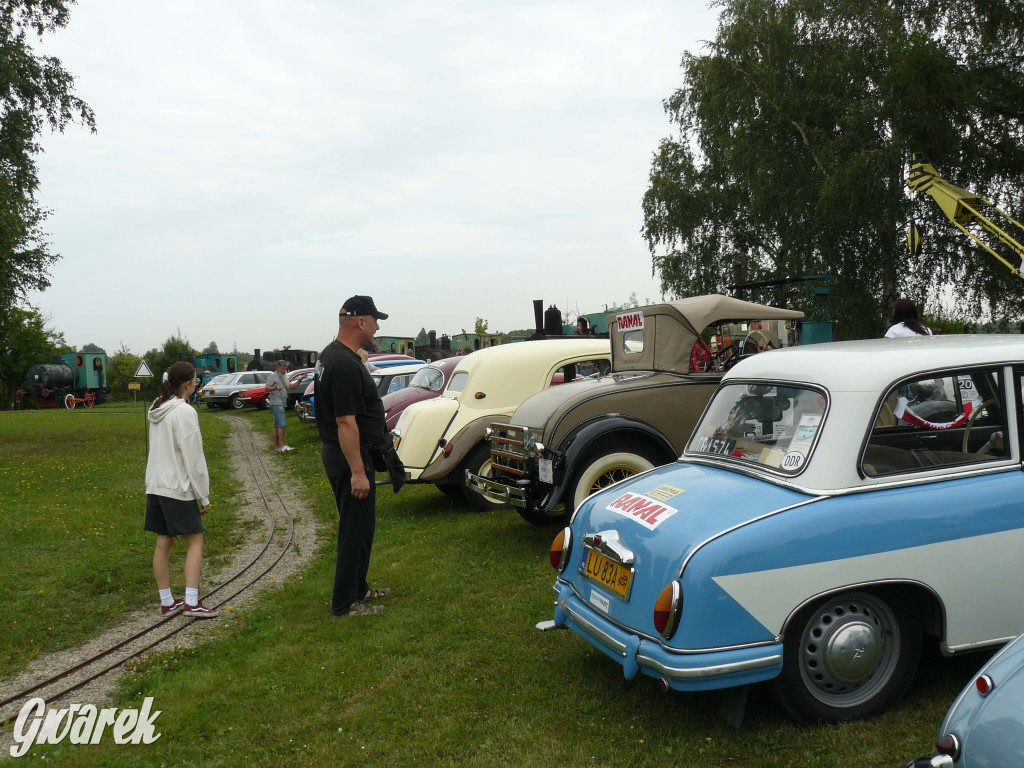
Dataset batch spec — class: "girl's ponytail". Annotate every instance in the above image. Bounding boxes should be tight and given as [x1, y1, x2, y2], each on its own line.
[150, 361, 197, 411]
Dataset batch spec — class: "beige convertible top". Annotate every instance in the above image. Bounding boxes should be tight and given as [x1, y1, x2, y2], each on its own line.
[607, 295, 805, 374]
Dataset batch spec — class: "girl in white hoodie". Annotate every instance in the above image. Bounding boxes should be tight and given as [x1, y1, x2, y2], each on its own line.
[145, 361, 218, 618]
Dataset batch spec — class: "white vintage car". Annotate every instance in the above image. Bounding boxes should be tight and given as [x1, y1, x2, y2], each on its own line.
[392, 339, 611, 509]
[544, 334, 1024, 724]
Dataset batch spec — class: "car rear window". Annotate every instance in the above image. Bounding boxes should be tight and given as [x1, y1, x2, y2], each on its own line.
[447, 372, 468, 393]
[686, 382, 827, 474]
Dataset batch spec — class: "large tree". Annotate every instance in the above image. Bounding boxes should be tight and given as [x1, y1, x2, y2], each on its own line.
[643, 0, 1024, 338]
[0, 0, 94, 334]
[0, 305, 66, 408]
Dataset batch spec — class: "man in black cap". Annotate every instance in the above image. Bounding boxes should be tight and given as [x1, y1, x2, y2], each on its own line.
[315, 295, 392, 616]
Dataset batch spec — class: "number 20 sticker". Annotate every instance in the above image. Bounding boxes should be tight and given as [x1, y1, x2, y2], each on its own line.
[781, 451, 805, 470]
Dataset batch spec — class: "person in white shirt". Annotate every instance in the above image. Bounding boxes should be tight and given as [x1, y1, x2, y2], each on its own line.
[145, 361, 218, 618]
[884, 298, 932, 337]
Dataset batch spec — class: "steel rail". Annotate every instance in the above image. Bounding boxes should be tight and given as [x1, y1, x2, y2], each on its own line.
[0, 416, 295, 723]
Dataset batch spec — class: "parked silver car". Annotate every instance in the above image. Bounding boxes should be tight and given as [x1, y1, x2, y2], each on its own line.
[199, 371, 272, 410]
[902, 632, 1024, 767]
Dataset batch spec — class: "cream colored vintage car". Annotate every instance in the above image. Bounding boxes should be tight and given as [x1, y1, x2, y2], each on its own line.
[392, 339, 612, 509]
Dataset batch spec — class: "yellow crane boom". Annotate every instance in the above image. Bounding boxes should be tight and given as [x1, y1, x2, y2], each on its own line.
[907, 152, 1024, 279]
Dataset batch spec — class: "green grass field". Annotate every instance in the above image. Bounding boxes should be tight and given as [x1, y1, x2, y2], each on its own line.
[0, 408, 989, 766]
[0, 405, 243, 677]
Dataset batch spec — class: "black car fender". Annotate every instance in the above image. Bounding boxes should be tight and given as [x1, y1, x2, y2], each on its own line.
[547, 416, 677, 509]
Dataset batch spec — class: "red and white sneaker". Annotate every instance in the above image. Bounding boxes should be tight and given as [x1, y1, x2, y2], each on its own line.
[160, 598, 185, 616]
[183, 602, 219, 618]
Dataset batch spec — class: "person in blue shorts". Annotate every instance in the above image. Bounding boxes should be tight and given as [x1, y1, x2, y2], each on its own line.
[265, 359, 297, 452]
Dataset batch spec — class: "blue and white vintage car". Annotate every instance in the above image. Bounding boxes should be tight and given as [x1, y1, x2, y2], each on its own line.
[543, 335, 1024, 724]
[903, 632, 1024, 767]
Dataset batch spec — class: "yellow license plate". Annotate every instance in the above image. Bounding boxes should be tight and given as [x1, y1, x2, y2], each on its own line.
[580, 546, 632, 600]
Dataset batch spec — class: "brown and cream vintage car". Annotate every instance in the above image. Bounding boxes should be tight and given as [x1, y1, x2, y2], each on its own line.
[466, 295, 804, 524]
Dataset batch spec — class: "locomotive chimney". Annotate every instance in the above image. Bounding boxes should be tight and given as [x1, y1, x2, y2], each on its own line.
[533, 300, 544, 337]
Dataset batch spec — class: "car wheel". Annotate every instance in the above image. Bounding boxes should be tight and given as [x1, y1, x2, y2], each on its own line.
[460, 442, 509, 511]
[570, 449, 657, 512]
[516, 505, 571, 526]
[228, 394, 243, 410]
[774, 590, 921, 724]
[434, 482, 463, 498]
[257, 397, 269, 410]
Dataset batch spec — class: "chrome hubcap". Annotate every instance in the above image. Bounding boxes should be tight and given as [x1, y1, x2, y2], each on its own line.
[798, 593, 899, 707]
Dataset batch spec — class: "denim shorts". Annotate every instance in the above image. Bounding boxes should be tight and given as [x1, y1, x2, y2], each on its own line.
[270, 404, 286, 428]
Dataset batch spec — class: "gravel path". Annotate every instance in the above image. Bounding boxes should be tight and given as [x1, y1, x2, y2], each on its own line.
[0, 415, 321, 749]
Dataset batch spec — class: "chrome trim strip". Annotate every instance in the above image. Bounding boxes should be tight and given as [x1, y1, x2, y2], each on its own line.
[680, 455, 1020, 496]
[945, 635, 1018, 653]
[677, 495, 829, 579]
[635, 650, 782, 680]
[564, 603, 627, 656]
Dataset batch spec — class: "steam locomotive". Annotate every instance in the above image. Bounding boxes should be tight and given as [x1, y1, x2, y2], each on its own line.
[24, 352, 110, 409]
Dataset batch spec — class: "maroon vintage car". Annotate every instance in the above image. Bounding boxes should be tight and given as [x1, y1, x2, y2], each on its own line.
[382, 356, 461, 430]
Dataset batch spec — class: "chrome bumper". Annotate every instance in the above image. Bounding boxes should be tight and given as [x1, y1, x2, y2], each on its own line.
[561, 601, 780, 681]
[465, 471, 527, 509]
[543, 589, 784, 689]
[900, 758, 953, 768]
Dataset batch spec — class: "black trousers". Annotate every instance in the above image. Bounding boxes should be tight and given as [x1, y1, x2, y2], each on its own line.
[321, 441, 376, 615]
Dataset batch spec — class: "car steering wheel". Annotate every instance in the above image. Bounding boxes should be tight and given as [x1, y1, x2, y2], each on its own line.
[710, 343, 735, 371]
[743, 329, 775, 355]
[962, 398, 998, 453]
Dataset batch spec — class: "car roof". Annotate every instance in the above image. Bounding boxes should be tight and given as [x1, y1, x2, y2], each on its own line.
[452, 339, 611, 402]
[723, 334, 1024, 391]
[373, 362, 426, 376]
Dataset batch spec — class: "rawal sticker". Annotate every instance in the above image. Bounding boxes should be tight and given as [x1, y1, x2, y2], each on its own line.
[606, 492, 678, 530]
[615, 310, 644, 331]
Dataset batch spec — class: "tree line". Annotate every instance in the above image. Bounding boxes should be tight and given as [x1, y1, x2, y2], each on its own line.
[5, 1, 1024, 408]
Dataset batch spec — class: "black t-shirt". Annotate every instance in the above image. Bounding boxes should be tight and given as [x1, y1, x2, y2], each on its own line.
[314, 340, 386, 449]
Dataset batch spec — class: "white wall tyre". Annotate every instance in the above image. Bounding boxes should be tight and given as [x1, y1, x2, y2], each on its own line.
[460, 442, 509, 511]
[571, 450, 656, 511]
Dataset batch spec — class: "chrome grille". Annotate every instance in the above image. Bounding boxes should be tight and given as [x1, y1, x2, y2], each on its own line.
[490, 424, 527, 476]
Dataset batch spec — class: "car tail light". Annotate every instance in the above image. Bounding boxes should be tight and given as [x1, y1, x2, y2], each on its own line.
[549, 527, 571, 572]
[976, 674, 994, 695]
[653, 582, 681, 639]
[936, 734, 961, 760]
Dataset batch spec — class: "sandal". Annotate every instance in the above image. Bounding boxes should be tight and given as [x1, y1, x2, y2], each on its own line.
[340, 602, 384, 617]
[364, 586, 391, 600]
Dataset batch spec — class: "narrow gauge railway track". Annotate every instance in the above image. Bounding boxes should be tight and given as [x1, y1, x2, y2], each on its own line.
[0, 416, 294, 725]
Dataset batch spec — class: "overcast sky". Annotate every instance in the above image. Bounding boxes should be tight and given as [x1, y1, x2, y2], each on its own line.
[28, 1, 719, 356]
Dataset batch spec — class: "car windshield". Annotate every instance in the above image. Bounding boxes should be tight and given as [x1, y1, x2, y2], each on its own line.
[410, 366, 445, 391]
[686, 382, 827, 474]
